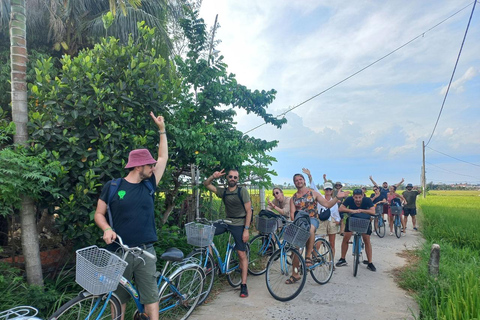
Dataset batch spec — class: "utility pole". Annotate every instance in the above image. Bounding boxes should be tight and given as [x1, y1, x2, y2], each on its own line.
[422, 141, 426, 198]
[208, 14, 218, 65]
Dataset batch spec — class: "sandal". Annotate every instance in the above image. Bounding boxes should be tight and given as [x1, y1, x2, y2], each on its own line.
[285, 275, 301, 284]
[305, 257, 313, 268]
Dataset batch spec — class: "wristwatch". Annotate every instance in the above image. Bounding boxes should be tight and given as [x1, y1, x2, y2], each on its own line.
[244, 226, 249, 230]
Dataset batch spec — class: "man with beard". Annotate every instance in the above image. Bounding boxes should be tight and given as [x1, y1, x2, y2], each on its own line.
[337, 189, 376, 271]
[286, 173, 347, 283]
[94, 112, 168, 320]
[204, 169, 252, 298]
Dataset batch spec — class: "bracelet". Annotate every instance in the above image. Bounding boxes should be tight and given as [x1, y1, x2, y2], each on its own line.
[159, 131, 166, 135]
[103, 227, 112, 232]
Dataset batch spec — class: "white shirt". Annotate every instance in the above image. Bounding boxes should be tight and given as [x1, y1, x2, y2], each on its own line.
[310, 179, 340, 222]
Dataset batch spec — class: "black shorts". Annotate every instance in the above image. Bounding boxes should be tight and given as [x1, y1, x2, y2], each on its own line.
[213, 223, 247, 252]
[344, 217, 372, 236]
[404, 208, 417, 216]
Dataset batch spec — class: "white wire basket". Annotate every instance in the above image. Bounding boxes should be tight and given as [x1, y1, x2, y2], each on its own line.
[391, 206, 403, 215]
[256, 216, 278, 234]
[185, 222, 216, 247]
[76, 245, 128, 295]
[348, 217, 371, 234]
[283, 223, 310, 247]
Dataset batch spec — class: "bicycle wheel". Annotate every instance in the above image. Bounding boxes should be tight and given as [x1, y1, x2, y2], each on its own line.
[310, 238, 333, 284]
[226, 244, 249, 287]
[394, 216, 402, 238]
[158, 265, 204, 320]
[265, 247, 306, 301]
[48, 291, 121, 320]
[374, 216, 386, 238]
[186, 248, 216, 305]
[353, 235, 360, 277]
[248, 234, 276, 276]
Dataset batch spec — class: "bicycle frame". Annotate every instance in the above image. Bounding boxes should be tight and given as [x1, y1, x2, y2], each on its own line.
[352, 232, 363, 258]
[201, 233, 238, 275]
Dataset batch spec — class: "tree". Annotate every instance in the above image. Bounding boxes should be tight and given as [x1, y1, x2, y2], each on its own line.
[9, 0, 44, 286]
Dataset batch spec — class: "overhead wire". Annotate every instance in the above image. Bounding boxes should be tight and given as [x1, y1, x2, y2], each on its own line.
[244, 1, 477, 135]
[425, 161, 480, 180]
[424, 0, 477, 146]
[426, 146, 480, 167]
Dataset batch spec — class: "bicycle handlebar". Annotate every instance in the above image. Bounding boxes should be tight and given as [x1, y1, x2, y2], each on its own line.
[114, 235, 156, 260]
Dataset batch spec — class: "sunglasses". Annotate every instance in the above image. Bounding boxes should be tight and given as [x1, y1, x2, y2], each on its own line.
[325, 188, 333, 191]
[353, 189, 363, 195]
[228, 175, 238, 180]
[373, 188, 378, 191]
[273, 191, 281, 195]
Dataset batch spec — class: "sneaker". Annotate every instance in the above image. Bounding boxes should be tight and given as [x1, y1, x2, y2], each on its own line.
[363, 260, 368, 265]
[413, 227, 418, 231]
[367, 263, 376, 272]
[240, 284, 248, 298]
[335, 258, 347, 267]
[389, 232, 394, 236]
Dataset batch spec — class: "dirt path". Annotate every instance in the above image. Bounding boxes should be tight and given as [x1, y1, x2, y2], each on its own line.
[189, 227, 423, 320]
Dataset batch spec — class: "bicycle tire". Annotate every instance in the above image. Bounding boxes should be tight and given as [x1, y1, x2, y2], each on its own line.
[374, 216, 386, 238]
[48, 291, 121, 320]
[394, 216, 402, 238]
[226, 244, 248, 287]
[353, 235, 360, 277]
[186, 248, 216, 305]
[248, 234, 276, 276]
[310, 238, 334, 284]
[265, 247, 306, 302]
[158, 265, 204, 320]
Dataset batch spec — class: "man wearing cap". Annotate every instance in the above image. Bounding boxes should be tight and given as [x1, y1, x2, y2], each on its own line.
[204, 169, 252, 298]
[94, 112, 168, 320]
[402, 184, 421, 231]
[323, 174, 349, 235]
[337, 189, 376, 272]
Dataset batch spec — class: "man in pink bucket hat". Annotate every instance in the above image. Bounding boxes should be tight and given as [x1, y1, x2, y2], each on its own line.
[94, 112, 168, 320]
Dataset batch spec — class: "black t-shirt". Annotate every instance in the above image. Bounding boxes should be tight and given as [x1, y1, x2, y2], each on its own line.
[100, 175, 157, 248]
[342, 196, 373, 220]
[371, 192, 386, 204]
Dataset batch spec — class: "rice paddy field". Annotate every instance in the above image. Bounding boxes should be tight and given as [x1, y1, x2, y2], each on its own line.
[398, 190, 480, 320]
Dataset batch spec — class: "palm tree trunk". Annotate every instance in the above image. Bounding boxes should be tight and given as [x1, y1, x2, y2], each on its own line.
[10, 0, 44, 286]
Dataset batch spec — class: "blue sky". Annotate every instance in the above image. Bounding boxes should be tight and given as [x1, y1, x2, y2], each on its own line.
[199, 0, 480, 186]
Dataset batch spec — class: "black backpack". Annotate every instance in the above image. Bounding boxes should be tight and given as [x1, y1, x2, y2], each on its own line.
[293, 210, 311, 232]
[106, 178, 155, 230]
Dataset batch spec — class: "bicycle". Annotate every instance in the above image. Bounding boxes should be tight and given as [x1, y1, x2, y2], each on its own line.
[391, 204, 403, 238]
[49, 235, 204, 320]
[248, 215, 287, 276]
[264, 220, 334, 301]
[185, 219, 250, 305]
[0, 306, 41, 320]
[348, 215, 371, 277]
[373, 204, 386, 238]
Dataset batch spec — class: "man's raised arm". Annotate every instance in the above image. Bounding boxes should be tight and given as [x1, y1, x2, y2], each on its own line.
[369, 175, 379, 188]
[203, 169, 225, 193]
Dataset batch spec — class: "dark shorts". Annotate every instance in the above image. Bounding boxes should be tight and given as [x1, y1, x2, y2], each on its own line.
[382, 203, 389, 214]
[214, 223, 247, 252]
[344, 218, 372, 236]
[404, 208, 417, 216]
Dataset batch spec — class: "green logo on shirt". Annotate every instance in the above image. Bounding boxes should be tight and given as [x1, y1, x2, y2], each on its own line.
[118, 190, 126, 200]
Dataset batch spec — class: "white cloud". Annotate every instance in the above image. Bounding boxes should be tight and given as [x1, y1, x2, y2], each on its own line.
[200, 0, 480, 184]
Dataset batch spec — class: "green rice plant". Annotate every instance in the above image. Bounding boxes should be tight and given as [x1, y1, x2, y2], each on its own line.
[398, 192, 480, 319]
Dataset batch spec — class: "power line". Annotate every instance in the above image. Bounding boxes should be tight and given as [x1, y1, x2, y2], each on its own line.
[426, 161, 480, 180]
[424, 0, 477, 146]
[426, 146, 480, 167]
[244, 1, 476, 135]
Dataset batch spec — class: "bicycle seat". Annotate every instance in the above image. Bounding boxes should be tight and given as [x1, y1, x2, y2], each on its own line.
[160, 248, 184, 261]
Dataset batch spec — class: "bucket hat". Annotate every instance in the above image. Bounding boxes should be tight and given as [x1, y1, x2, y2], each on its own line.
[125, 149, 157, 168]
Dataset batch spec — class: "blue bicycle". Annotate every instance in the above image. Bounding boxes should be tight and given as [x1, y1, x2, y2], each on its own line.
[49, 236, 204, 320]
[186, 219, 249, 305]
[348, 216, 371, 277]
[391, 205, 403, 238]
[373, 204, 386, 238]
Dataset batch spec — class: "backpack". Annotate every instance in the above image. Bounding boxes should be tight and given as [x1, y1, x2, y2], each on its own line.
[222, 186, 253, 219]
[390, 198, 402, 207]
[318, 208, 331, 221]
[293, 210, 311, 232]
[258, 209, 278, 219]
[106, 178, 155, 230]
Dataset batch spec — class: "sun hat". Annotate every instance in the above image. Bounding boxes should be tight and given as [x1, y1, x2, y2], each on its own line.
[125, 149, 157, 168]
[407, 183, 413, 187]
[324, 182, 334, 189]
[334, 181, 342, 187]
